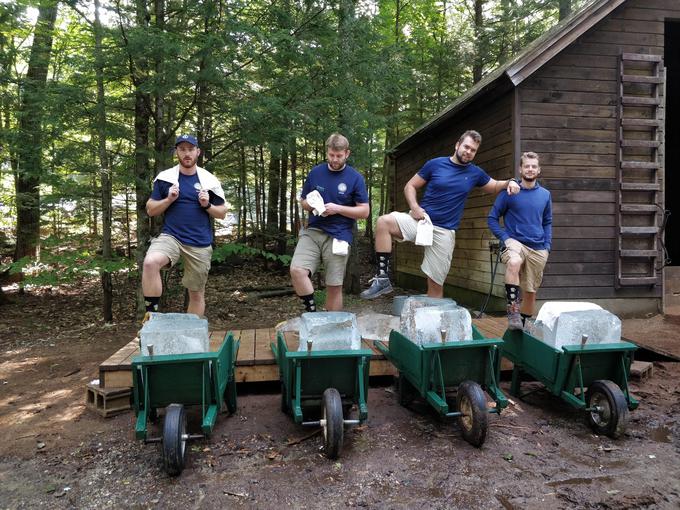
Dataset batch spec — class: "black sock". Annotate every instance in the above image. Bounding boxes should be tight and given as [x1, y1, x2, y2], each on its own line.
[300, 293, 316, 312]
[144, 296, 160, 313]
[376, 252, 391, 277]
[521, 313, 531, 326]
[505, 284, 521, 304]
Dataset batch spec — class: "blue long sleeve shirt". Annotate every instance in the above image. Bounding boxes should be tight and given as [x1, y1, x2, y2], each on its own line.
[487, 183, 552, 251]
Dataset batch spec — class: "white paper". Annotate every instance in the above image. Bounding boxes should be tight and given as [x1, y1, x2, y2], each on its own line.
[306, 190, 326, 216]
[332, 238, 349, 255]
[415, 214, 433, 246]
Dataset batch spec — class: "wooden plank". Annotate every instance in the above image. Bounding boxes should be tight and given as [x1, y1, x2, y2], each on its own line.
[621, 74, 664, 84]
[620, 226, 658, 235]
[621, 96, 661, 106]
[539, 286, 660, 300]
[620, 160, 659, 168]
[620, 250, 657, 257]
[620, 204, 658, 212]
[620, 139, 661, 148]
[101, 370, 133, 389]
[473, 316, 507, 339]
[620, 183, 660, 191]
[254, 328, 276, 365]
[237, 329, 256, 366]
[621, 52, 663, 62]
[618, 277, 659, 286]
[235, 365, 280, 384]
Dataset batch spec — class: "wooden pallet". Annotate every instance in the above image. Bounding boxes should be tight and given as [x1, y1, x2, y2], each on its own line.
[85, 383, 131, 417]
[98, 327, 400, 388]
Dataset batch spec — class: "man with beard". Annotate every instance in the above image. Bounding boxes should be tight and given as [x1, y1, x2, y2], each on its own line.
[488, 151, 552, 329]
[290, 133, 369, 312]
[361, 130, 520, 300]
[142, 134, 227, 315]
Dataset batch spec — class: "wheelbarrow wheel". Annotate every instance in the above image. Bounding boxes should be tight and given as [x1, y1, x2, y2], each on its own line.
[322, 388, 344, 459]
[586, 380, 629, 438]
[398, 372, 418, 407]
[456, 380, 488, 447]
[162, 404, 187, 476]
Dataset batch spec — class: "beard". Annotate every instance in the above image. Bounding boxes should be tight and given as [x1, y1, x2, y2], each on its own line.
[522, 174, 537, 182]
[179, 155, 198, 169]
[328, 161, 345, 171]
[456, 148, 472, 164]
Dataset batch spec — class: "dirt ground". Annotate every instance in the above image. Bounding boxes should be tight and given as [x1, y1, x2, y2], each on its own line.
[1, 257, 679, 509]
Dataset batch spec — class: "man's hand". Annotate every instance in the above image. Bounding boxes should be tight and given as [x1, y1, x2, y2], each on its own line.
[197, 189, 210, 208]
[322, 202, 340, 216]
[507, 180, 521, 196]
[168, 184, 180, 202]
[409, 207, 427, 221]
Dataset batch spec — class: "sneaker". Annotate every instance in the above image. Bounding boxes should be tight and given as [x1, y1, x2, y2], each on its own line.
[360, 276, 393, 299]
[507, 301, 523, 330]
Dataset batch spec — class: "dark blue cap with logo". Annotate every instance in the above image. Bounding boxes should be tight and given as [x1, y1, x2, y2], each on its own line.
[175, 134, 198, 147]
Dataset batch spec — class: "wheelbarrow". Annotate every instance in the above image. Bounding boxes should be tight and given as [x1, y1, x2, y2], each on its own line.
[271, 331, 372, 459]
[501, 328, 638, 438]
[131, 332, 240, 475]
[375, 326, 508, 447]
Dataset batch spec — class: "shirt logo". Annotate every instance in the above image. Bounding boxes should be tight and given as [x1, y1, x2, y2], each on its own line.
[338, 183, 347, 194]
[316, 185, 325, 192]
[193, 183, 202, 190]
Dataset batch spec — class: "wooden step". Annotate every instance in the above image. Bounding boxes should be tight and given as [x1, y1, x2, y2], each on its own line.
[620, 161, 660, 169]
[621, 53, 663, 62]
[621, 74, 664, 84]
[620, 249, 658, 258]
[620, 204, 658, 213]
[620, 139, 661, 148]
[620, 182, 660, 191]
[619, 226, 658, 235]
[621, 96, 662, 106]
[630, 360, 654, 380]
[618, 276, 659, 286]
[621, 119, 663, 128]
[85, 383, 132, 418]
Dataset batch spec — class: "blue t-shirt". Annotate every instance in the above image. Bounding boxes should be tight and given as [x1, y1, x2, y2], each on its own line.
[151, 172, 225, 247]
[487, 183, 552, 251]
[418, 157, 491, 230]
[301, 163, 369, 244]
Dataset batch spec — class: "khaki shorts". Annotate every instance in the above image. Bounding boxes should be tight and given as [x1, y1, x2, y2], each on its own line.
[501, 239, 549, 293]
[147, 234, 213, 291]
[390, 211, 456, 286]
[290, 228, 349, 286]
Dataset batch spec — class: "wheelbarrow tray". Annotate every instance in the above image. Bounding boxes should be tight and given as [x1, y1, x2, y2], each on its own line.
[271, 331, 371, 424]
[502, 329, 638, 410]
[132, 332, 240, 440]
[375, 325, 508, 416]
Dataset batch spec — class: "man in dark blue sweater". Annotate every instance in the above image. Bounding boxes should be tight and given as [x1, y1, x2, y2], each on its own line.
[488, 151, 552, 330]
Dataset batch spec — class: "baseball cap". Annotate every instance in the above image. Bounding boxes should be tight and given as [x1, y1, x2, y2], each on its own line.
[175, 134, 198, 147]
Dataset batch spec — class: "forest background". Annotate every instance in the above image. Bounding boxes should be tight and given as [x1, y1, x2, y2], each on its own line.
[0, 0, 583, 320]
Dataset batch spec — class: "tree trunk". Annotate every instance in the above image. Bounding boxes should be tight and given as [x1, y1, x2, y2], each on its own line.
[558, 0, 572, 20]
[277, 150, 288, 254]
[14, 0, 58, 262]
[266, 150, 280, 236]
[133, 0, 152, 317]
[473, 0, 485, 84]
[94, 0, 113, 322]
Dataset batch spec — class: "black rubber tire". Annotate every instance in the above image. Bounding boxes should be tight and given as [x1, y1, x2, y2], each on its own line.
[456, 380, 489, 447]
[586, 380, 629, 439]
[322, 388, 344, 459]
[162, 404, 187, 476]
[398, 373, 418, 407]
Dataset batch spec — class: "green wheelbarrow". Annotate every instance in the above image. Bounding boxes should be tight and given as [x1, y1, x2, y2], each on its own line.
[376, 326, 508, 447]
[271, 331, 371, 459]
[501, 329, 638, 438]
[132, 333, 240, 475]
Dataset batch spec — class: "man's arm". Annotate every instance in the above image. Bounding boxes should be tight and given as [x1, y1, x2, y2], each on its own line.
[322, 202, 369, 219]
[404, 173, 428, 220]
[146, 183, 178, 217]
[481, 178, 520, 196]
[543, 195, 553, 252]
[487, 194, 509, 243]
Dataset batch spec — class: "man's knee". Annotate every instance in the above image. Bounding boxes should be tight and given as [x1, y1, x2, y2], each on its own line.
[506, 257, 522, 273]
[290, 265, 310, 280]
[143, 253, 167, 273]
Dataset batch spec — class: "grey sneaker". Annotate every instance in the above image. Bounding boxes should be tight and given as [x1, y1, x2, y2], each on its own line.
[360, 277, 393, 299]
[507, 301, 523, 330]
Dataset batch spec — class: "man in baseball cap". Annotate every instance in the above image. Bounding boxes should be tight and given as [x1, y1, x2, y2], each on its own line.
[142, 134, 227, 316]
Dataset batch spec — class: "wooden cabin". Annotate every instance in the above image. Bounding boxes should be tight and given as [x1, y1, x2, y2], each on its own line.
[389, 0, 679, 316]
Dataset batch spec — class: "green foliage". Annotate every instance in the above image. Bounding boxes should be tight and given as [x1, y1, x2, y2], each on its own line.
[1, 235, 135, 287]
[212, 242, 292, 266]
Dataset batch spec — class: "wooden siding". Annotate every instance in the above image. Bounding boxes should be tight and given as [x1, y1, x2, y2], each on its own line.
[517, 0, 680, 301]
[393, 93, 514, 297]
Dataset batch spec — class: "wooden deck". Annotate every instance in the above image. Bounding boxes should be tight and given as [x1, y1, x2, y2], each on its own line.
[98, 316, 509, 388]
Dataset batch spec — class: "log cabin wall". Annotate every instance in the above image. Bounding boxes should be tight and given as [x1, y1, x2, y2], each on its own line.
[517, 0, 679, 311]
[393, 92, 514, 306]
